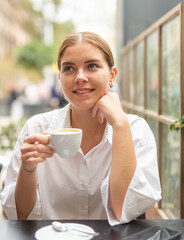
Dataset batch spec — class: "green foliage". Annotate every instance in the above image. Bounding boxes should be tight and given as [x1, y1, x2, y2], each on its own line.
[53, 20, 75, 55]
[169, 115, 184, 132]
[14, 41, 55, 72]
[13, 19, 75, 73]
[0, 118, 27, 151]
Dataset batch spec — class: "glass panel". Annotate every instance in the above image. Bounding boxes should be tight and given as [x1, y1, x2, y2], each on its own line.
[121, 55, 128, 101]
[135, 112, 144, 118]
[146, 31, 158, 111]
[161, 123, 180, 218]
[127, 109, 144, 118]
[136, 42, 144, 106]
[146, 117, 157, 144]
[129, 50, 134, 103]
[162, 16, 180, 118]
[138, 113, 145, 119]
[127, 108, 134, 114]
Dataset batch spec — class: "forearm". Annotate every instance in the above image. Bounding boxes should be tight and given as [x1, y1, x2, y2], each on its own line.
[15, 164, 37, 220]
[109, 119, 137, 221]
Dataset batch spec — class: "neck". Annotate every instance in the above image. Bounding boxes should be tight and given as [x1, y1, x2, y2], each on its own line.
[70, 106, 106, 132]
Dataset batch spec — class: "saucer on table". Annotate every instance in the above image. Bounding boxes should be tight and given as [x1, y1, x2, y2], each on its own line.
[35, 223, 96, 240]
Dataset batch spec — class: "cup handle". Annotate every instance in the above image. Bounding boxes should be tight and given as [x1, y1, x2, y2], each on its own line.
[43, 132, 52, 147]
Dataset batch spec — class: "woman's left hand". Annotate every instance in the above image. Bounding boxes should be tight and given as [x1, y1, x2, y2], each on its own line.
[92, 92, 126, 127]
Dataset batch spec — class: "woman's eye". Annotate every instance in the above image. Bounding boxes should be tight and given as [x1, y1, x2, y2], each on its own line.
[88, 63, 98, 69]
[63, 66, 74, 72]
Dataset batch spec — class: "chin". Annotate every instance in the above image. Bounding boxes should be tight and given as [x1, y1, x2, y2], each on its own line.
[71, 101, 95, 110]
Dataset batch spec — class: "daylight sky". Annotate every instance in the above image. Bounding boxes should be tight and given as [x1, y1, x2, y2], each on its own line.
[30, 0, 117, 56]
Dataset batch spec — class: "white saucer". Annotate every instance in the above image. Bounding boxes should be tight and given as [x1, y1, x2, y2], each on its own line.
[35, 223, 96, 240]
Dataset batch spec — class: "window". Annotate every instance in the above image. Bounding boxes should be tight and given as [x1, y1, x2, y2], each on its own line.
[120, 3, 184, 219]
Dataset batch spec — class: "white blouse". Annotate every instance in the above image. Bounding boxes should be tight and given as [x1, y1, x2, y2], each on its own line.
[0, 104, 162, 226]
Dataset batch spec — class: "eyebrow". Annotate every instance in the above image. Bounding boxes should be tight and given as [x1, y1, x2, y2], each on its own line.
[61, 62, 75, 66]
[85, 59, 101, 63]
[61, 59, 101, 66]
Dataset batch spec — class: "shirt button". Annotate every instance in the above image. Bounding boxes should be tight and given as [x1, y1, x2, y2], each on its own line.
[81, 204, 87, 210]
[80, 183, 86, 188]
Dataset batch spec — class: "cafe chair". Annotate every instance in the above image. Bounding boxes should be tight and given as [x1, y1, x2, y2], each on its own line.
[137, 213, 145, 219]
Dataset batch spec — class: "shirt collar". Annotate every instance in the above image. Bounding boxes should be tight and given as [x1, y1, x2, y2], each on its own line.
[48, 103, 113, 144]
[106, 123, 113, 144]
[47, 103, 71, 131]
[98, 121, 112, 145]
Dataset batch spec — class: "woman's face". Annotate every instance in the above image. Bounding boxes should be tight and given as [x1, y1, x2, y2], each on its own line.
[58, 42, 117, 110]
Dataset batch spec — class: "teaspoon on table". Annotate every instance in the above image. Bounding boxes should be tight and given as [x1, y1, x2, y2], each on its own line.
[52, 221, 100, 237]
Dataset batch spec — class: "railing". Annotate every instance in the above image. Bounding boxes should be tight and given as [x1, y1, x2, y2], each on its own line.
[120, 3, 184, 219]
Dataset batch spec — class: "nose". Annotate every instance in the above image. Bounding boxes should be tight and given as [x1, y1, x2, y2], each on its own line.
[74, 69, 88, 84]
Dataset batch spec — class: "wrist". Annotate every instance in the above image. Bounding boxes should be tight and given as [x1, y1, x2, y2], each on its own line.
[112, 116, 129, 130]
[21, 164, 37, 174]
[23, 168, 36, 173]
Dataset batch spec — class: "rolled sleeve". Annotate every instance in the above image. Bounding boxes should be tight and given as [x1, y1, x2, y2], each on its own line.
[101, 174, 118, 225]
[120, 163, 161, 224]
[0, 182, 41, 220]
[101, 126, 162, 226]
[0, 182, 18, 219]
[0, 120, 42, 220]
[27, 188, 41, 220]
[101, 162, 161, 226]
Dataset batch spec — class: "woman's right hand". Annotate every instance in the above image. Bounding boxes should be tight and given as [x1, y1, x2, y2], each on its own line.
[20, 134, 55, 172]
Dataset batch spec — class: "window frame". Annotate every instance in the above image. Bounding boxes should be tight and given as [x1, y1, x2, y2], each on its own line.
[120, 3, 184, 218]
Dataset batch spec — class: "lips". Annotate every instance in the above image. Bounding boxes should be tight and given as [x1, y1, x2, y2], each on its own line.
[73, 89, 94, 94]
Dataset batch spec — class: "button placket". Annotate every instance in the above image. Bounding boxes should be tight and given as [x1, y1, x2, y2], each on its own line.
[78, 158, 89, 217]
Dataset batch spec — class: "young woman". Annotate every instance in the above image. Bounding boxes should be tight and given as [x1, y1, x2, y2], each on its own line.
[0, 32, 161, 226]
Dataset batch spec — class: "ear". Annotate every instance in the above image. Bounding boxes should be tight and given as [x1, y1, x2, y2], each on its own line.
[109, 67, 117, 87]
[58, 72, 61, 80]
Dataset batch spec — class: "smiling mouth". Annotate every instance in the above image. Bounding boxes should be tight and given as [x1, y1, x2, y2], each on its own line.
[73, 89, 94, 94]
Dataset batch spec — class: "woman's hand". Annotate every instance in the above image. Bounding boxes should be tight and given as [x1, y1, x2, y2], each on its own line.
[20, 134, 54, 172]
[92, 92, 127, 127]
[92, 92, 136, 221]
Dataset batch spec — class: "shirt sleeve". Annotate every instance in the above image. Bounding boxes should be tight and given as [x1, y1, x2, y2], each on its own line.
[0, 121, 42, 220]
[101, 117, 162, 226]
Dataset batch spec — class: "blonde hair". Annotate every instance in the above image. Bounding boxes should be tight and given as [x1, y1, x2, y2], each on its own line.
[57, 32, 114, 70]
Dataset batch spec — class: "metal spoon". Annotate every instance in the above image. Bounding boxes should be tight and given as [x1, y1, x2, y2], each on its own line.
[52, 221, 100, 236]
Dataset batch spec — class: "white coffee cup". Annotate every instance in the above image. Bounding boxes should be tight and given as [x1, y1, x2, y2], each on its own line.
[48, 128, 82, 158]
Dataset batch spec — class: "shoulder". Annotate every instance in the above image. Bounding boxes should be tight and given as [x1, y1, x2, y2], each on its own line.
[25, 104, 70, 133]
[126, 114, 149, 129]
[126, 114, 155, 146]
[28, 108, 60, 123]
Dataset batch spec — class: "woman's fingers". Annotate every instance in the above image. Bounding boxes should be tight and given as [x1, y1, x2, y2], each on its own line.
[22, 157, 46, 164]
[24, 134, 50, 145]
[97, 110, 104, 124]
[21, 150, 54, 161]
[92, 104, 98, 118]
[22, 134, 54, 154]
[21, 142, 54, 155]
[20, 134, 55, 172]
[92, 92, 125, 125]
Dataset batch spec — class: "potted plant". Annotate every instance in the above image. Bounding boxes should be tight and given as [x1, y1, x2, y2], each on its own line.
[170, 115, 184, 132]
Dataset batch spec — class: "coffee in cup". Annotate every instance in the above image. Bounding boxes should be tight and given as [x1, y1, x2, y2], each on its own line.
[48, 128, 82, 158]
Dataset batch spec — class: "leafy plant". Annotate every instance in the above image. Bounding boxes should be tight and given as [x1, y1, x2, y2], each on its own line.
[0, 118, 27, 151]
[13, 41, 55, 73]
[169, 115, 184, 132]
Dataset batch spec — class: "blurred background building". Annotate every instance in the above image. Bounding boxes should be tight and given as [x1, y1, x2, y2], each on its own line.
[117, 0, 182, 48]
[0, 0, 41, 59]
